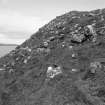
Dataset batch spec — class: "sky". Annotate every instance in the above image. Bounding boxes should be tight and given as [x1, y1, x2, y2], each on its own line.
[0, 0, 105, 44]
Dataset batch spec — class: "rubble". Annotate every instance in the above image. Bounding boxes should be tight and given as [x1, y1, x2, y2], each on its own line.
[23, 59, 28, 64]
[61, 42, 66, 47]
[49, 36, 55, 41]
[71, 68, 78, 72]
[0, 68, 5, 71]
[87, 25, 97, 42]
[9, 69, 14, 73]
[69, 45, 73, 49]
[71, 33, 85, 43]
[72, 53, 76, 58]
[47, 66, 62, 78]
[89, 12, 96, 16]
[16, 57, 19, 61]
[101, 15, 104, 21]
[87, 25, 95, 34]
[90, 61, 102, 73]
[43, 41, 49, 47]
[27, 56, 31, 60]
[3, 64, 6, 67]
[36, 47, 50, 53]
[74, 24, 79, 28]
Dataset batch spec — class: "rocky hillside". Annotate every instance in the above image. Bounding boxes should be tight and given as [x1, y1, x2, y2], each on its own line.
[0, 9, 105, 105]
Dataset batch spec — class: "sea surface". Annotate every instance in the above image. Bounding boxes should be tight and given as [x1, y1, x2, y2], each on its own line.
[0, 45, 17, 57]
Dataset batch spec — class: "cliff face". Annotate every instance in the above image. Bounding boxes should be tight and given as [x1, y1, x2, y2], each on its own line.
[0, 9, 105, 105]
